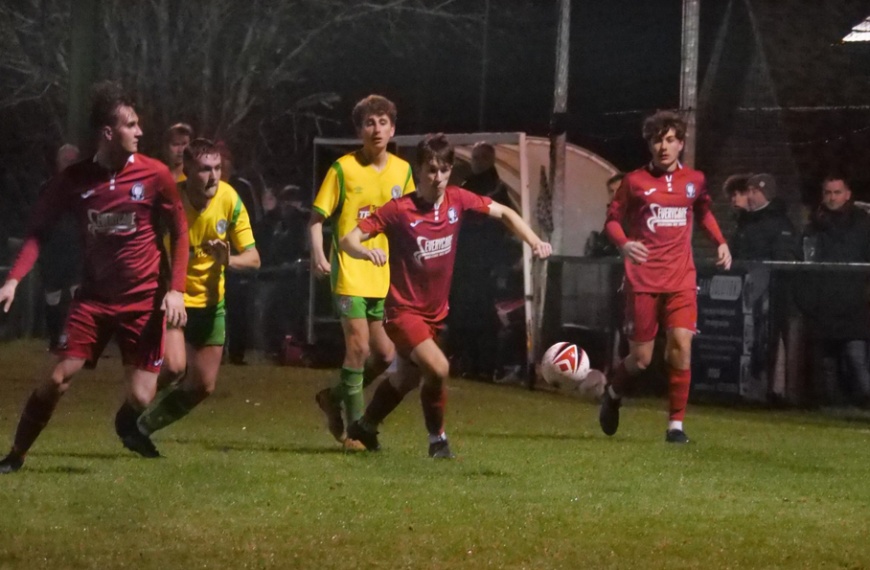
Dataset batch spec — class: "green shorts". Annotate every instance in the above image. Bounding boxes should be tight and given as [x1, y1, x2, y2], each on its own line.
[334, 295, 385, 321]
[183, 300, 226, 347]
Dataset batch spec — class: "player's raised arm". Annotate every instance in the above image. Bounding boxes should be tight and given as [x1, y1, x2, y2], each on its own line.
[339, 226, 387, 266]
[486, 202, 552, 259]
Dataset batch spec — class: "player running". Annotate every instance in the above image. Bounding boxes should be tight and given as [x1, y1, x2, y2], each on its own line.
[134, 138, 260, 451]
[309, 95, 415, 447]
[343, 133, 551, 458]
[0, 81, 189, 473]
[599, 110, 731, 444]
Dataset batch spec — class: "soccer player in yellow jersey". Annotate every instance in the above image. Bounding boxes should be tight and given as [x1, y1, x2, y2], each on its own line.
[310, 95, 415, 446]
[136, 138, 260, 445]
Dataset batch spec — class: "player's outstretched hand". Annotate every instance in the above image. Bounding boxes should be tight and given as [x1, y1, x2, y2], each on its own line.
[205, 239, 230, 266]
[532, 241, 552, 259]
[621, 241, 649, 264]
[162, 290, 187, 328]
[0, 279, 18, 313]
[716, 243, 732, 271]
[365, 248, 387, 267]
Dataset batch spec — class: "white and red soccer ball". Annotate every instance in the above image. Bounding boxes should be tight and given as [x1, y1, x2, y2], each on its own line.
[540, 342, 604, 397]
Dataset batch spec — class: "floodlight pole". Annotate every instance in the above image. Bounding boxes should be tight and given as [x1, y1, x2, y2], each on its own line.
[680, 0, 700, 167]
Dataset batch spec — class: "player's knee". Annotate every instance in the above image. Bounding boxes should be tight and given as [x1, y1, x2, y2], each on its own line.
[668, 346, 691, 369]
[346, 340, 370, 365]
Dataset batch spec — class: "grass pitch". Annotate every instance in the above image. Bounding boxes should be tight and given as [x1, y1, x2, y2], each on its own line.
[0, 339, 869, 569]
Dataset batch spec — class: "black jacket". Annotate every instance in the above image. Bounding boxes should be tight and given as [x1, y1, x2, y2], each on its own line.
[794, 203, 870, 340]
[730, 198, 797, 261]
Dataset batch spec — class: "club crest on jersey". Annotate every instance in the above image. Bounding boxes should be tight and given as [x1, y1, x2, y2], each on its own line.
[447, 207, 458, 224]
[391, 185, 402, 199]
[216, 219, 228, 234]
[646, 204, 688, 233]
[130, 182, 145, 201]
[686, 182, 696, 198]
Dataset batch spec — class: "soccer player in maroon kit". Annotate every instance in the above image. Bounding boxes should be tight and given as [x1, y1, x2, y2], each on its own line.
[342, 134, 551, 458]
[599, 111, 731, 444]
[0, 81, 189, 473]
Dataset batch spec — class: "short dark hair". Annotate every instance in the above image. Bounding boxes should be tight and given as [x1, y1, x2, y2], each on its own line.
[166, 122, 193, 141]
[416, 133, 454, 168]
[722, 173, 752, 197]
[89, 80, 135, 131]
[822, 173, 850, 190]
[642, 110, 686, 143]
[184, 138, 221, 162]
[352, 95, 397, 131]
[606, 172, 625, 187]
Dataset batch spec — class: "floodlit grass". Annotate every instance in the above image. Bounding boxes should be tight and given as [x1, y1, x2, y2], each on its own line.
[0, 339, 869, 569]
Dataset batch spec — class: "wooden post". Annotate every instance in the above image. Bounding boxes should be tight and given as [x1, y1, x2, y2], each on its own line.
[680, 0, 700, 167]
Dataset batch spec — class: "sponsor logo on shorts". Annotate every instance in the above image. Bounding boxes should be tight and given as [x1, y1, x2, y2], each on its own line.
[391, 185, 402, 199]
[57, 333, 68, 350]
[152, 358, 164, 368]
[338, 295, 354, 315]
[414, 235, 453, 262]
[645, 204, 687, 233]
[216, 219, 228, 234]
[130, 182, 145, 201]
[447, 207, 458, 224]
[686, 182, 696, 198]
[87, 209, 137, 235]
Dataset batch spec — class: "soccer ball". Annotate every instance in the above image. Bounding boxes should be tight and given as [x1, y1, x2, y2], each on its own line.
[541, 342, 590, 386]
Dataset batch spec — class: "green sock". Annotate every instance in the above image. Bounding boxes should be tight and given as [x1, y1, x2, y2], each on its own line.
[137, 386, 201, 436]
[331, 367, 364, 423]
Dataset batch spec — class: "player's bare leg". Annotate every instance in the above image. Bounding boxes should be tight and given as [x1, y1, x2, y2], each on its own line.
[137, 345, 222, 437]
[364, 319, 395, 388]
[0, 357, 86, 473]
[410, 339, 455, 459]
[663, 327, 693, 444]
[599, 340, 654, 436]
[157, 327, 187, 390]
[115, 366, 162, 458]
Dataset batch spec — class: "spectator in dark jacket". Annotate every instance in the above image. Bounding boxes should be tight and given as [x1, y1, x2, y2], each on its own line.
[795, 175, 870, 407]
[726, 173, 797, 261]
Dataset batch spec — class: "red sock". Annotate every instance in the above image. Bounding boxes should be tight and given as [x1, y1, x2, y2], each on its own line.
[364, 380, 405, 426]
[11, 390, 61, 458]
[609, 361, 631, 395]
[420, 381, 447, 437]
[668, 366, 691, 421]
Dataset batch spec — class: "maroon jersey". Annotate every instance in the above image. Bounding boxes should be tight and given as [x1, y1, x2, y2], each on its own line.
[358, 186, 492, 322]
[605, 163, 725, 293]
[9, 154, 188, 310]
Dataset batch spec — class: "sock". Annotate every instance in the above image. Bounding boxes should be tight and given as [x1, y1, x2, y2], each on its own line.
[362, 357, 390, 389]
[609, 361, 631, 396]
[420, 382, 447, 439]
[114, 401, 141, 436]
[668, 366, 691, 422]
[428, 431, 448, 445]
[331, 368, 364, 423]
[10, 390, 61, 458]
[668, 420, 684, 432]
[363, 380, 405, 427]
[137, 386, 203, 436]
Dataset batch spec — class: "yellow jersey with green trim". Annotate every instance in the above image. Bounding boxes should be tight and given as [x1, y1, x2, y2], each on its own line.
[180, 180, 255, 308]
[312, 151, 415, 297]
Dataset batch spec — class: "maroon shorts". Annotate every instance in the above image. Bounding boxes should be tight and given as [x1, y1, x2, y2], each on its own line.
[384, 311, 445, 359]
[56, 298, 166, 373]
[624, 289, 697, 343]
